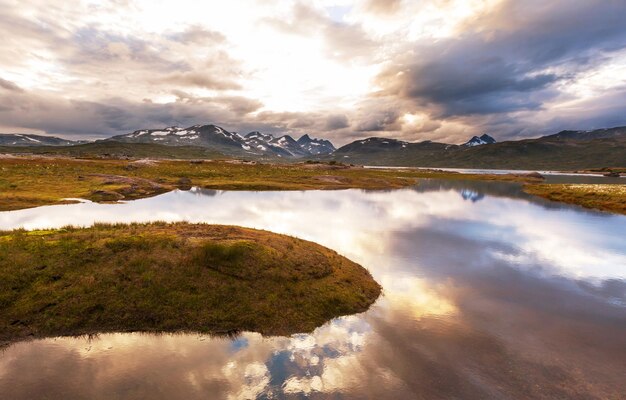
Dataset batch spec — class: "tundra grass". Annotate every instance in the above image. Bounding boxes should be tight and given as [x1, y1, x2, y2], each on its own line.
[524, 184, 626, 215]
[0, 157, 541, 211]
[0, 222, 381, 344]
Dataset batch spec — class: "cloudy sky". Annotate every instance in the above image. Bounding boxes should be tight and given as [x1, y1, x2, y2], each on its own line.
[1, 0, 626, 145]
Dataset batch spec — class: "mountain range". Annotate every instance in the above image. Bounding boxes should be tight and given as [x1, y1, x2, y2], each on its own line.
[328, 126, 626, 169]
[1, 125, 625, 169]
[0, 133, 83, 147]
[106, 125, 336, 158]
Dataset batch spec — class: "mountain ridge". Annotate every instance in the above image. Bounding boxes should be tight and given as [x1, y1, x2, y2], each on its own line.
[326, 126, 626, 169]
[1, 125, 625, 169]
[0, 133, 85, 147]
[106, 124, 336, 158]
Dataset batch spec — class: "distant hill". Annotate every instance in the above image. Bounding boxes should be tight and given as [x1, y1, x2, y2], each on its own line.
[0, 133, 82, 146]
[328, 127, 626, 169]
[1, 125, 625, 169]
[0, 141, 227, 160]
[542, 126, 626, 141]
[107, 124, 336, 158]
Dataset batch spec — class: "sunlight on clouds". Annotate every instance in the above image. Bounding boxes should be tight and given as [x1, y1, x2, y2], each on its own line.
[555, 50, 626, 103]
[2, 0, 624, 140]
[407, 0, 504, 39]
[74, 0, 378, 113]
[350, 0, 504, 39]
[380, 276, 458, 320]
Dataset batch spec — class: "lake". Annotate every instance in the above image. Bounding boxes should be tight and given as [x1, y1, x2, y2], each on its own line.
[1, 179, 625, 399]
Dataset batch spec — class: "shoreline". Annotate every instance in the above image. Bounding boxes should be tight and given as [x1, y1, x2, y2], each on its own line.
[0, 156, 623, 215]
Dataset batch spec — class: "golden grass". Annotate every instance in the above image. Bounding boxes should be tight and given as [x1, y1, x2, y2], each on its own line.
[0, 157, 540, 211]
[0, 222, 381, 344]
[524, 184, 626, 215]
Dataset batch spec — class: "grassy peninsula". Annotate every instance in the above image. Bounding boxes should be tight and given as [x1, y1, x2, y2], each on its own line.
[0, 222, 381, 344]
[524, 184, 626, 215]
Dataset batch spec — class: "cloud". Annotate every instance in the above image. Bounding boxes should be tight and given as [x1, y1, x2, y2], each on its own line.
[356, 110, 399, 132]
[377, 0, 626, 117]
[169, 26, 226, 44]
[352, 0, 626, 141]
[263, 3, 377, 61]
[161, 72, 241, 91]
[362, 0, 402, 15]
[325, 114, 349, 130]
[172, 91, 263, 114]
[0, 0, 625, 144]
[0, 78, 24, 92]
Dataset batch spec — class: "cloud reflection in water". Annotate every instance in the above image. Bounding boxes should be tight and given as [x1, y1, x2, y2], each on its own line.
[0, 180, 625, 398]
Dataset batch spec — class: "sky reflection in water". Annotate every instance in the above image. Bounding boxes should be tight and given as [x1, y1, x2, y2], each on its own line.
[1, 180, 625, 399]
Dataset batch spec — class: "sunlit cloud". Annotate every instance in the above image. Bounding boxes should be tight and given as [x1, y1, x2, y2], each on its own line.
[1, 0, 625, 143]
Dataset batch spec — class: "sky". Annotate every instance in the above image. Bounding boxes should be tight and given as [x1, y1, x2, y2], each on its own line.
[1, 0, 626, 145]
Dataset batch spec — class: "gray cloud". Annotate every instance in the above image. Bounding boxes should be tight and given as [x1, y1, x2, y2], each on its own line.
[325, 114, 349, 130]
[378, 0, 626, 120]
[360, 1, 626, 140]
[0, 78, 23, 92]
[161, 71, 241, 91]
[355, 108, 399, 132]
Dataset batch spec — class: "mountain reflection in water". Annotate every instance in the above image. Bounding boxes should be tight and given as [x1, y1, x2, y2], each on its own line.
[1, 180, 625, 399]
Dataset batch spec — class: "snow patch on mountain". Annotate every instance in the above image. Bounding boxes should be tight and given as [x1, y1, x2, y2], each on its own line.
[108, 124, 335, 158]
[463, 134, 496, 147]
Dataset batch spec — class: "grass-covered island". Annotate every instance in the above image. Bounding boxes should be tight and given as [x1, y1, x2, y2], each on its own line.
[0, 222, 381, 345]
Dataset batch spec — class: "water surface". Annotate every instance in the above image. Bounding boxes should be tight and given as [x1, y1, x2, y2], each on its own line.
[1, 180, 625, 399]
[366, 166, 626, 184]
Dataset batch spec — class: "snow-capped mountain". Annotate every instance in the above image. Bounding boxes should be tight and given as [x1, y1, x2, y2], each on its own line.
[297, 134, 337, 155]
[107, 124, 336, 158]
[0, 133, 80, 146]
[463, 134, 496, 147]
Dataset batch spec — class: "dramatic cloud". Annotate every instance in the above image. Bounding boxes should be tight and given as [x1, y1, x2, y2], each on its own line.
[1, 0, 625, 144]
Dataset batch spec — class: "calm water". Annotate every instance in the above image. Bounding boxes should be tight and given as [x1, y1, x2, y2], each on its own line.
[366, 166, 626, 184]
[1, 180, 625, 399]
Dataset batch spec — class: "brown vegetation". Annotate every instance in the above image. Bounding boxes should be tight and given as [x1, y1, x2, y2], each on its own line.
[0, 223, 382, 344]
[524, 184, 626, 215]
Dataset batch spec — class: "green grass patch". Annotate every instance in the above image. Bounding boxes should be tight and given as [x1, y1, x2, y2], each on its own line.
[0, 222, 381, 344]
